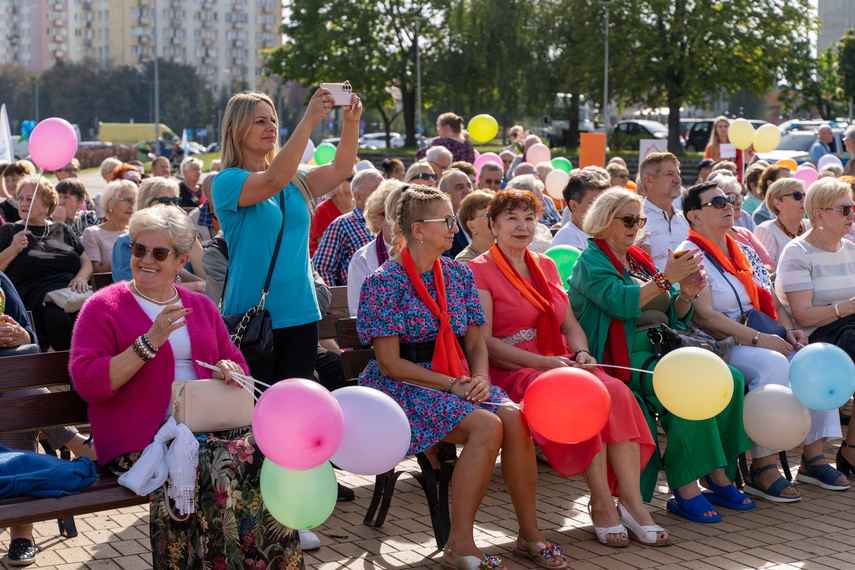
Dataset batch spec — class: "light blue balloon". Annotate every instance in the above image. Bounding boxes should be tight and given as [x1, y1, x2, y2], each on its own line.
[788, 342, 855, 410]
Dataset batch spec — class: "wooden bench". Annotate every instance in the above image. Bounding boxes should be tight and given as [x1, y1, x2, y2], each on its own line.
[317, 286, 349, 341]
[335, 317, 455, 550]
[0, 351, 148, 530]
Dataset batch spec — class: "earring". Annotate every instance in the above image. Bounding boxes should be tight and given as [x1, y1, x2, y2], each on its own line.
[819, 226, 824, 230]
[420, 240, 423, 245]
[175, 274, 182, 283]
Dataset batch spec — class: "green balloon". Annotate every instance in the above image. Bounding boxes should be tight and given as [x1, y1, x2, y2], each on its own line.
[313, 143, 337, 165]
[260, 459, 336, 530]
[551, 157, 573, 173]
[544, 245, 581, 290]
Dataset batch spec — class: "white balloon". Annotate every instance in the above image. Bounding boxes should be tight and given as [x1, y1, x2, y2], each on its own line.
[743, 385, 811, 451]
[356, 159, 375, 171]
[301, 139, 315, 163]
[545, 169, 570, 201]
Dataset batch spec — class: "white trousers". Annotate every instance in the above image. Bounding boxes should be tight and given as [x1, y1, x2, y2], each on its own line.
[729, 345, 842, 459]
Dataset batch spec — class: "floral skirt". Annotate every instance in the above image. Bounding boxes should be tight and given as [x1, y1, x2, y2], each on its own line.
[109, 428, 304, 570]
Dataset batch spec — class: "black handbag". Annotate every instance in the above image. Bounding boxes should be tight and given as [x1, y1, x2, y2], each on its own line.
[221, 192, 286, 361]
[705, 253, 787, 339]
[646, 323, 734, 362]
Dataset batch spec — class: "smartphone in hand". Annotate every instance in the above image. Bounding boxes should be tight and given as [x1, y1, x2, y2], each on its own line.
[319, 83, 353, 105]
[673, 250, 703, 286]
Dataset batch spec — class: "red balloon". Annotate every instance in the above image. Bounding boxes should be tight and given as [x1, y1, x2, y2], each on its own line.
[521, 368, 611, 444]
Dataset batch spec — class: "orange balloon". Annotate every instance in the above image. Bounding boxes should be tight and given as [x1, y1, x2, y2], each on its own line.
[776, 158, 798, 172]
[522, 368, 611, 444]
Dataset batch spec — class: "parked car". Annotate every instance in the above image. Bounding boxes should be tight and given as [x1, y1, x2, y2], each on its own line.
[685, 118, 768, 153]
[609, 120, 685, 152]
[390, 133, 429, 148]
[320, 137, 341, 147]
[358, 132, 401, 149]
[679, 118, 700, 140]
[755, 129, 850, 166]
[205, 142, 221, 153]
[776, 119, 849, 135]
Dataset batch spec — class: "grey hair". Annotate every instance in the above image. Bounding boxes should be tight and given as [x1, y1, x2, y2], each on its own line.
[506, 173, 544, 195]
[534, 161, 554, 179]
[364, 179, 403, 234]
[180, 156, 203, 175]
[101, 180, 138, 213]
[425, 145, 453, 163]
[99, 157, 122, 180]
[844, 125, 855, 142]
[708, 172, 741, 195]
[128, 204, 196, 254]
[136, 177, 180, 210]
[351, 168, 383, 195]
[438, 168, 465, 192]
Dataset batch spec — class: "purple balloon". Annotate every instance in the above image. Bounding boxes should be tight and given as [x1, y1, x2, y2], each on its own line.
[817, 154, 843, 172]
[29, 118, 78, 171]
[301, 139, 315, 163]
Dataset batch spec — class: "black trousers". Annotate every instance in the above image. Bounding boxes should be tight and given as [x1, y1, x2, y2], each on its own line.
[248, 321, 319, 389]
[37, 303, 76, 352]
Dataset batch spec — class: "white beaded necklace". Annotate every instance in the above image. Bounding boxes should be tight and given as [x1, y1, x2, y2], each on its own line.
[132, 281, 179, 305]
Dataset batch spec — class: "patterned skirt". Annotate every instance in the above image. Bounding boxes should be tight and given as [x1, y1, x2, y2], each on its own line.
[109, 428, 304, 570]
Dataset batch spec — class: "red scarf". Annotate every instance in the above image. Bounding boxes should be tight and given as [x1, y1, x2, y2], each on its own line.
[400, 247, 469, 379]
[592, 239, 658, 381]
[489, 244, 567, 357]
[687, 229, 777, 319]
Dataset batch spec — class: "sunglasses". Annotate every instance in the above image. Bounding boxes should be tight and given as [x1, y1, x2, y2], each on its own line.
[414, 172, 438, 181]
[151, 196, 181, 206]
[345, 175, 354, 182]
[823, 205, 854, 216]
[130, 242, 177, 262]
[783, 191, 806, 201]
[696, 195, 735, 210]
[417, 215, 457, 230]
[614, 215, 647, 229]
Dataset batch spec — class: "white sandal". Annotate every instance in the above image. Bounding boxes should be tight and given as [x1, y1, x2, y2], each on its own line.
[617, 502, 670, 547]
[586, 502, 628, 547]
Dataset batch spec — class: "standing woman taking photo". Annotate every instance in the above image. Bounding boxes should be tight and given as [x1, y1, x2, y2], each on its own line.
[213, 86, 361, 384]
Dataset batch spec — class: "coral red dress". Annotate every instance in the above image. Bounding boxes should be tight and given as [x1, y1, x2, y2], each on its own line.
[470, 251, 655, 496]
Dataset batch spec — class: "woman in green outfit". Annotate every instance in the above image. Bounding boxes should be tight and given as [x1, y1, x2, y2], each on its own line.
[568, 188, 752, 524]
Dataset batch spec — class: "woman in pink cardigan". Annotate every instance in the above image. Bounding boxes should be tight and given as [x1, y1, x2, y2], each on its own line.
[70, 205, 304, 569]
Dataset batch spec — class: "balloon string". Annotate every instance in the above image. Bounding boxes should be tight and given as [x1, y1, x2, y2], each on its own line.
[195, 360, 271, 402]
[578, 362, 654, 375]
[23, 167, 43, 232]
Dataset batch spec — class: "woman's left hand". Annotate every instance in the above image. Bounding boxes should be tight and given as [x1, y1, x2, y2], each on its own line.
[0, 315, 29, 347]
[786, 329, 809, 350]
[213, 359, 245, 386]
[460, 373, 491, 403]
[680, 273, 708, 300]
[573, 351, 598, 371]
[68, 276, 89, 293]
[342, 86, 363, 123]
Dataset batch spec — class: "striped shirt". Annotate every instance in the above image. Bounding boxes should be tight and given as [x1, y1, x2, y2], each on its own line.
[775, 237, 855, 335]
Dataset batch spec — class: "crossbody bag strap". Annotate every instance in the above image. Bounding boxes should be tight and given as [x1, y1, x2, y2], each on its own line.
[703, 253, 746, 315]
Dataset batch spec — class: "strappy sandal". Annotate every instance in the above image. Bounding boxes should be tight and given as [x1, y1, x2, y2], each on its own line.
[512, 533, 567, 568]
[744, 464, 801, 503]
[439, 545, 505, 570]
[797, 454, 850, 491]
[616, 503, 671, 547]
[700, 474, 756, 510]
[666, 488, 721, 523]
[586, 502, 628, 547]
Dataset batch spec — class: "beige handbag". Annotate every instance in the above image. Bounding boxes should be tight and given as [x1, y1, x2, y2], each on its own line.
[44, 287, 93, 313]
[171, 378, 255, 432]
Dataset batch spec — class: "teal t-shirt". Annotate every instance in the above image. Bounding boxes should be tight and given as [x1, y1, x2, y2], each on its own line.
[212, 167, 320, 328]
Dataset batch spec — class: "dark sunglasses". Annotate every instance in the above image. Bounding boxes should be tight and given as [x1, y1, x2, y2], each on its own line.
[417, 215, 457, 230]
[823, 205, 854, 216]
[345, 175, 354, 182]
[414, 172, 438, 181]
[697, 195, 735, 210]
[130, 242, 177, 262]
[614, 215, 647, 229]
[150, 196, 181, 206]
[783, 191, 806, 201]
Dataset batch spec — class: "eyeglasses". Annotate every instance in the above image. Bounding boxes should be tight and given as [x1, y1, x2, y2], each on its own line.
[150, 196, 181, 206]
[417, 215, 457, 230]
[696, 195, 735, 210]
[614, 215, 647, 229]
[63, 167, 79, 174]
[117, 197, 135, 205]
[724, 193, 744, 204]
[783, 191, 806, 201]
[413, 172, 438, 181]
[130, 242, 177, 262]
[428, 161, 449, 172]
[823, 205, 854, 216]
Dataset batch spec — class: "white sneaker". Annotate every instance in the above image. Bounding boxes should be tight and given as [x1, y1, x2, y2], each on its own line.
[298, 529, 321, 550]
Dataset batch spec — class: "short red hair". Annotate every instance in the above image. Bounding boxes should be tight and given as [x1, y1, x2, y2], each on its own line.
[486, 189, 542, 223]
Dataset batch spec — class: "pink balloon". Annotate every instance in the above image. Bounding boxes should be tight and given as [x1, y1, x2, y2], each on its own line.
[473, 152, 502, 183]
[526, 143, 551, 165]
[473, 149, 481, 161]
[793, 168, 818, 187]
[29, 118, 78, 172]
[252, 378, 344, 470]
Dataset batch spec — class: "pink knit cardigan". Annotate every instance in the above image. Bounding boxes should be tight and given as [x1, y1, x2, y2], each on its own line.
[70, 283, 248, 464]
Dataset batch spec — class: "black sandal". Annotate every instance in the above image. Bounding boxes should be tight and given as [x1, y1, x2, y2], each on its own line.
[8, 538, 36, 567]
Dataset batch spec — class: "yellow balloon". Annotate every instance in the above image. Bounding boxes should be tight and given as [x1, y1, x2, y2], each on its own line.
[776, 158, 798, 171]
[468, 114, 499, 143]
[727, 118, 755, 150]
[752, 124, 781, 153]
[307, 157, 318, 165]
[652, 347, 733, 421]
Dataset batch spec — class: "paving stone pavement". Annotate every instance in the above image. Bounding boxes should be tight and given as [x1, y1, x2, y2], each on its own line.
[4, 430, 855, 570]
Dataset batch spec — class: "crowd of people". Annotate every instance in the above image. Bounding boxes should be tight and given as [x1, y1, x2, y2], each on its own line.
[3, 94, 855, 570]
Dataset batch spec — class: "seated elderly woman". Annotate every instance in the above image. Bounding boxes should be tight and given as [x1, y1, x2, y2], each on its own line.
[0, 176, 93, 351]
[357, 185, 566, 570]
[178, 156, 203, 208]
[455, 191, 495, 264]
[70, 205, 303, 568]
[111, 177, 206, 293]
[54, 178, 101, 238]
[82, 180, 137, 273]
[504, 176, 553, 253]
[775, 178, 855, 478]
[754, 178, 810, 265]
[404, 160, 439, 187]
[753, 164, 792, 225]
[678, 181, 844, 502]
[568, 188, 752, 524]
[707, 173, 775, 269]
[346, 179, 403, 316]
[470, 189, 665, 547]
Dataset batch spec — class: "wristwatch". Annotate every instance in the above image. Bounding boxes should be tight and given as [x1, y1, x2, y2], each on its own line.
[751, 331, 760, 346]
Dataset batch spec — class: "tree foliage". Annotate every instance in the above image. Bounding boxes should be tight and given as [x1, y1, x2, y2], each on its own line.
[838, 29, 855, 108]
[779, 44, 846, 121]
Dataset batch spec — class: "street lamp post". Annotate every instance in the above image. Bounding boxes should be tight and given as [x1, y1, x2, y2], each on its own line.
[602, 1, 613, 132]
[154, 0, 160, 153]
[415, 16, 423, 140]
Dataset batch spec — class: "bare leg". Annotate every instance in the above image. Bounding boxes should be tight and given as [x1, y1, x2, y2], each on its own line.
[9, 524, 33, 542]
[608, 440, 668, 542]
[581, 445, 627, 545]
[63, 433, 97, 461]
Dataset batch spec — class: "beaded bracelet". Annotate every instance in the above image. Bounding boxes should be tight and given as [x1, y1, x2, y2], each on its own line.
[132, 340, 150, 362]
[447, 377, 459, 393]
[653, 272, 672, 293]
[140, 334, 158, 354]
[134, 336, 155, 360]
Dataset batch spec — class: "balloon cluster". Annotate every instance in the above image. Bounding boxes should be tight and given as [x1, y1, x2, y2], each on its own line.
[254, 380, 410, 529]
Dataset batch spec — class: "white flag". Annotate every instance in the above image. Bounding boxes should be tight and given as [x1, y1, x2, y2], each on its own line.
[181, 128, 189, 153]
[0, 104, 14, 163]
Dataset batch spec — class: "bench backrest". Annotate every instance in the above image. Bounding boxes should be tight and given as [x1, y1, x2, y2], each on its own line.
[318, 285, 349, 340]
[90, 272, 114, 291]
[336, 317, 375, 380]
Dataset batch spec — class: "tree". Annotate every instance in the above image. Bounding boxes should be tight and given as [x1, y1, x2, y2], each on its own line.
[263, 0, 450, 146]
[609, 0, 818, 153]
[838, 29, 855, 116]
[779, 44, 846, 121]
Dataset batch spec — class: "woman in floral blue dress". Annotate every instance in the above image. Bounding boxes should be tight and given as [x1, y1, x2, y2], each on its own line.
[357, 185, 566, 570]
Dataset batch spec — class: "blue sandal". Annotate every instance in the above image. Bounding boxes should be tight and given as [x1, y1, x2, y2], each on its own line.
[666, 489, 721, 523]
[744, 464, 801, 503]
[701, 475, 756, 510]
[797, 454, 850, 491]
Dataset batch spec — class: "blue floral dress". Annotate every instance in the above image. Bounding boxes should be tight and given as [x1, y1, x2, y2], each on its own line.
[357, 257, 509, 455]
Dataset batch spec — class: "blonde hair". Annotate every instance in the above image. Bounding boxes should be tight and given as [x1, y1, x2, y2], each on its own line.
[384, 184, 408, 256]
[128, 204, 196, 254]
[766, 177, 804, 215]
[405, 161, 434, 183]
[805, 177, 852, 225]
[221, 91, 278, 171]
[583, 188, 643, 238]
[394, 185, 451, 246]
[137, 177, 179, 210]
[99, 157, 122, 180]
[364, 179, 404, 234]
[707, 115, 730, 159]
[16, 175, 58, 216]
[101, 180, 138, 214]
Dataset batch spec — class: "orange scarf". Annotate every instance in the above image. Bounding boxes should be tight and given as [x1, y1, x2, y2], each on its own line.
[687, 229, 777, 319]
[489, 244, 567, 357]
[400, 247, 469, 379]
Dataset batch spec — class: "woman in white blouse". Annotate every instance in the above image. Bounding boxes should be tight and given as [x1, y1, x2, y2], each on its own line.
[81, 180, 137, 273]
[754, 178, 810, 264]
